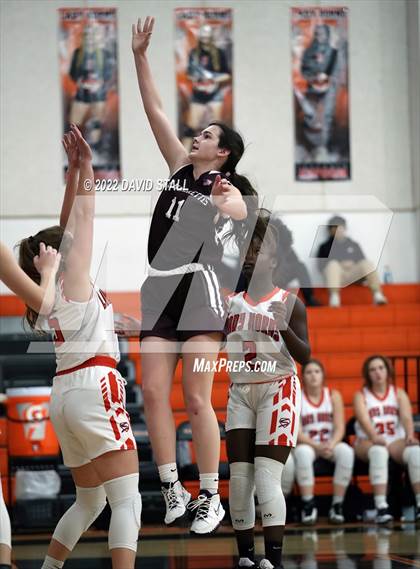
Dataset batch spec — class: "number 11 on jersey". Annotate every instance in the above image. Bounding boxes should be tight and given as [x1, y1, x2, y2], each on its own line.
[165, 197, 185, 222]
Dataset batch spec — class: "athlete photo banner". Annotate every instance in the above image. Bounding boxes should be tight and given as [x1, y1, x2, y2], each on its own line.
[59, 8, 120, 180]
[292, 6, 350, 181]
[175, 7, 233, 150]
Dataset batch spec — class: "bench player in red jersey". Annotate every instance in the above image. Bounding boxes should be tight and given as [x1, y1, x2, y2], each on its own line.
[225, 214, 311, 569]
[354, 355, 420, 524]
[295, 359, 354, 525]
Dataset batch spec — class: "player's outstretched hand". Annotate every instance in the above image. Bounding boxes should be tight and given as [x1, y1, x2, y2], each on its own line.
[115, 314, 142, 337]
[62, 130, 80, 168]
[70, 123, 92, 162]
[132, 17, 155, 56]
[34, 242, 61, 276]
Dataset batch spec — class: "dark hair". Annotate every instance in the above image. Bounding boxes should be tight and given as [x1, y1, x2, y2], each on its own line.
[362, 355, 394, 390]
[209, 121, 259, 246]
[17, 225, 70, 329]
[328, 215, 346, 228]
[235, 208, 278, 275]
[302, 358, 325, 378]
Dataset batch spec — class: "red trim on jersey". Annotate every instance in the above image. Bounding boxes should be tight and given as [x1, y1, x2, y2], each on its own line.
[243, 287, 281, 307]
[368, 384, 391, 402]
[56, 356, 117, 376]
[304, 387, 326, 409]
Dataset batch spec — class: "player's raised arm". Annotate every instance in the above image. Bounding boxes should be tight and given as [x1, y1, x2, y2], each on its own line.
[61, 125, 94, 302]
[60, 130, 80, 232]
[132, 17, 188, 174]
[0, 241, 60, 314]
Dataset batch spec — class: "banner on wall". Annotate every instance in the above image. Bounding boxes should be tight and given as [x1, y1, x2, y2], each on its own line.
[175, 8, 233, 151]
[292, 6, 350, 181]
[59, 8, 120, 180]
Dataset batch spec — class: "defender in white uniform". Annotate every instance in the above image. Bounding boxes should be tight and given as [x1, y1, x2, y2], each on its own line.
[225, 215, 311, 569]
[225, 287, 300, 448]
[295, 360, 354, 525]
[18, 126, 141, 569]
[353, 355, 420, 525]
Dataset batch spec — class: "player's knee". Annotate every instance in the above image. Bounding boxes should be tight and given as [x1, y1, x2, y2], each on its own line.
[402, 445, 420, 484]
[53, 485, 107, 551]
[367, 445, 389, 486]
[333, 443, 355, 487]
[229, 462, 255, 531]
[142, 383, 168, 407]
[368, 444, 389, 463]
[294, 444, 315, 487]
[184, 392, 209, 416]
[334, 442, 355, 466]
[104, 473, 141, 552]
[294, 444, 315, 468]
[254, 456, 286, 527]
[281, 454, 295, 496]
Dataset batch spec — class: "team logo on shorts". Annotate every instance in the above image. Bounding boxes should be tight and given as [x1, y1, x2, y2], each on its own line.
[120, 422, 130, 433]
[278, 417, 291, 429]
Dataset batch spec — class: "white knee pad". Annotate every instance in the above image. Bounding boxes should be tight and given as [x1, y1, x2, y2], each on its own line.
[254, 456, 286, 527]
[402, 445, 420, 485]
[294, 444, 316, 488]
[229, 462, 255, 531]
[104, 473, 141, 552]
[367, 445, 389, 486]
[0, 477, 11, 548]
[332, 442, 355, 489]
[281, 453, 295, 496]
[52, 484, 107, 551]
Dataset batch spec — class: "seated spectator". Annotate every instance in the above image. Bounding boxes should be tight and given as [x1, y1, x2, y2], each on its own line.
[294, 359, 354, 525]
[317, 215, 387, 307]
[353, 355, 420, 524]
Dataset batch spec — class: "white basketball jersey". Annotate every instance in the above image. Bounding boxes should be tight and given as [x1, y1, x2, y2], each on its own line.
[225, 287, 297, 384]
[48, 277, 120, 373]
[354, 385, 405, 443]
[300, 387, 334, 443]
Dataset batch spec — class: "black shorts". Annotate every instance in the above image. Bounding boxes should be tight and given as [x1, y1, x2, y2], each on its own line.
[139, 267, 226, 343]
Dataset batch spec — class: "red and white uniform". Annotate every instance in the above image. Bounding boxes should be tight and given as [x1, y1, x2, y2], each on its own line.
[301, 387, 334, 443]
[225, 288, 301, 447]
[354, 385, 406, 444]
[48, 278, 136, 468]
[49, 276, 119, 373]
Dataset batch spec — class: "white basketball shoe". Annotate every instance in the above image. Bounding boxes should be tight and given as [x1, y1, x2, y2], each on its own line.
[188, 490, 225, 534]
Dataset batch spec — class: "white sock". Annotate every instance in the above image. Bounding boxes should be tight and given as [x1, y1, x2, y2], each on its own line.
[199, 472, 219, 493]
[416, 493, 420, 508]
[332, 495, 344, 505]
[158, 463, 178, 484]
[41, 556, 64, 569]
[374, 495, 388, 510]
[302, 494, 314, 502]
